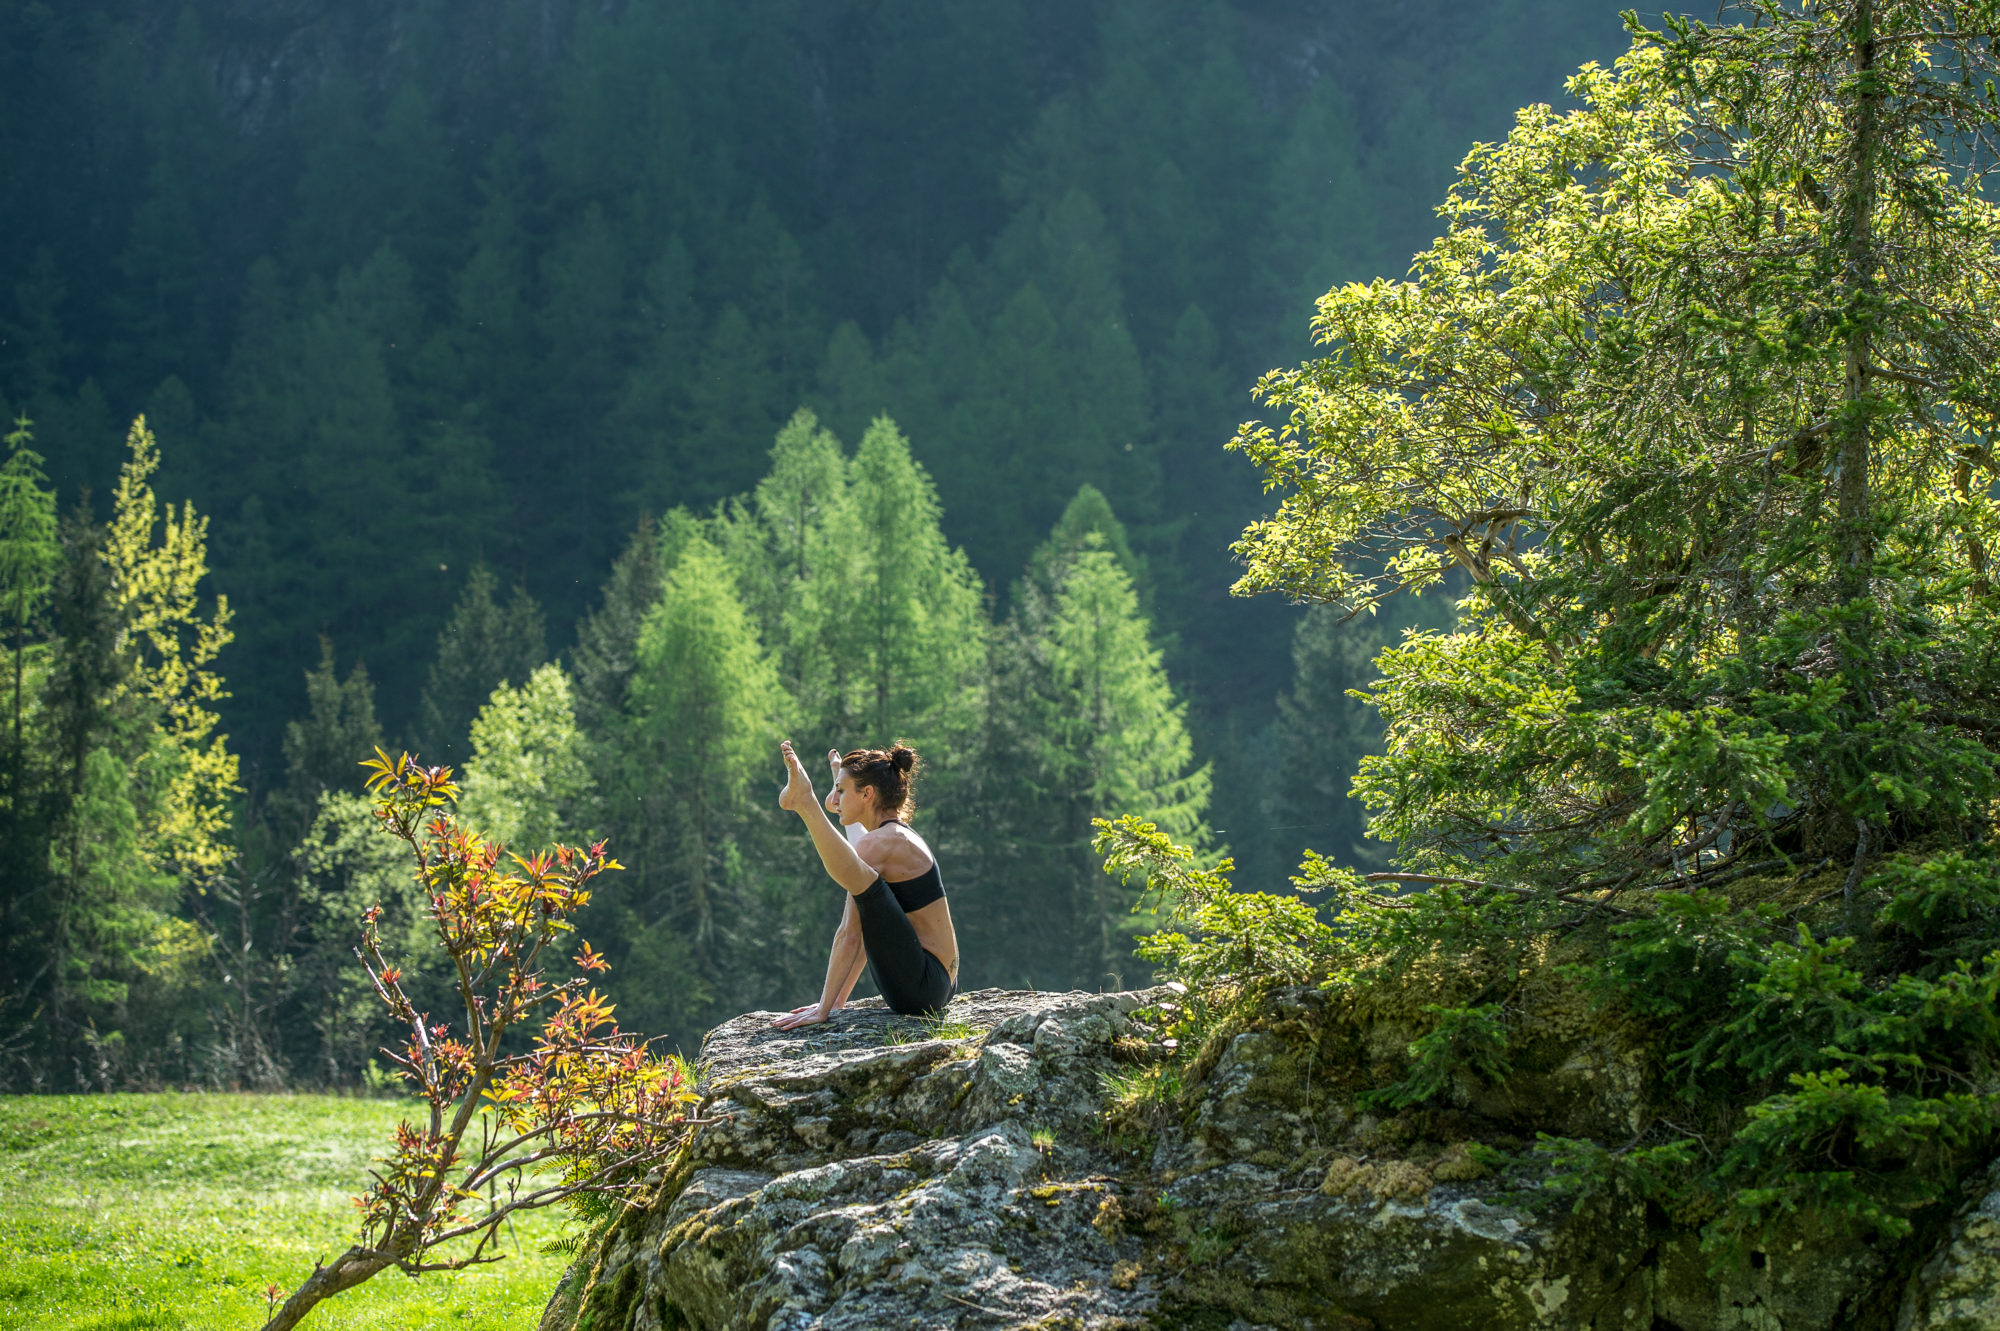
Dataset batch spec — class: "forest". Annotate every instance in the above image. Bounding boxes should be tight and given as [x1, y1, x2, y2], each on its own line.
[0, 0, 1632, 1088]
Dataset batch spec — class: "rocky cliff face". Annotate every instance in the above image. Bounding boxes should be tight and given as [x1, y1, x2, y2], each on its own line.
[542, 987, 2000, 1331]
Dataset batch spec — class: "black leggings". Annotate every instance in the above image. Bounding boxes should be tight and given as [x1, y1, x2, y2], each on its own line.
[854, 879, 955, 1016]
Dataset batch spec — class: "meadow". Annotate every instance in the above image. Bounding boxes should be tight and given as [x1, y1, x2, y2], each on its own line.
[0, 1093, 574, 1330]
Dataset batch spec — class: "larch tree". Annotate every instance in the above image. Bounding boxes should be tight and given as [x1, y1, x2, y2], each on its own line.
[716, 408, 860, 743]
[627, 536, 784, 967]
[458, 663, 594, 853]
[846, 416, 984, 750]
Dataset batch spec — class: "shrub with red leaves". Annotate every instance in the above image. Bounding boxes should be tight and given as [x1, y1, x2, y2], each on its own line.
[259, 750, 697, 1331]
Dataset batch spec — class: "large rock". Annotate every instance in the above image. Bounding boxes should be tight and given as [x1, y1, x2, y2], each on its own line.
[542, 986, 1929, 1331]
[1900, 1164, 2000, 1331]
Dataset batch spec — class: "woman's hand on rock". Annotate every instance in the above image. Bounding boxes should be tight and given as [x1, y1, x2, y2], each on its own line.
[778, 741, 815, 814]
[772, 1002, 831, 1031]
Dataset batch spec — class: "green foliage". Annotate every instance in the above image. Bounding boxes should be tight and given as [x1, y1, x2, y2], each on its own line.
[458, 663, 594, 852]
[568, 522, 664, 739]
[1871, 848, 2000, 978]
[1104, 817, 1327, 990]
[593, 533, 789, 1039]
[1177, 0, 2000, 1268]
[0, 418, 240, 1090]
[1045, 548, 1206, 829]
[287, 792, 430, 1085]
[714, 408, 861, 741]
[982, 502, 1213, 989]
[1365, 1004, 1512, 1112]
[0, 3, 1651, 1088]
[846, 417, 985, 749]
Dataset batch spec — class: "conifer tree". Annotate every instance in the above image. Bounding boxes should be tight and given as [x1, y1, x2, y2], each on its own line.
[612, 237, 698, 514]
[1044, 546, 1208, 842]
[1019, 483, 1145, 605]
[680, 305, 778, 504]
[625, 536, 783, 968]
[0, 417, 57, 773]
[847, 416, 984, 748]
[570, 522, 664, 738]
[986, 499, 1207, 989]
[416, 566, 545, 763]
[1271, 597, 1451, 875]
[270, 639, 382, 844]
[458, 663, 593, 853]
[716, 409, 860, 741]
[101, 417, 238, 890]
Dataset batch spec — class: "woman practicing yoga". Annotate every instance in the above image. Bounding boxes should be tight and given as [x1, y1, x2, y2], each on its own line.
[772, 739, 959, 1028]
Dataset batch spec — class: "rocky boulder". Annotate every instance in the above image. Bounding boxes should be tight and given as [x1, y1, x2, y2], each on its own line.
[541, 986, 1974, 1331]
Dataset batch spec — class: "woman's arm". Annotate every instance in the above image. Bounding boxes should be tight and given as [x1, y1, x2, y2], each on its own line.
[774, 895, 869, 1029]
[779, 741, 877, 894]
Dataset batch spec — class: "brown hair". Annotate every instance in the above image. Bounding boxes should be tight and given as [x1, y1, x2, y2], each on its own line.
[840, 743, 920, 821]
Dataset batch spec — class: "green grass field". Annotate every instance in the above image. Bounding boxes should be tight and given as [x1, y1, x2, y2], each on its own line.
[0, 1093, 577, 1331]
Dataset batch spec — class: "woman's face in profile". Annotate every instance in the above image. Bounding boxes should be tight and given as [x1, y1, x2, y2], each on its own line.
[829, 770, 867, 824]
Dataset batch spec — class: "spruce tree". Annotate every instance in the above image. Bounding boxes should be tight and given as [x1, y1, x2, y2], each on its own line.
[1043, 545, 1209, 842]
[270, 638, 382, 844]
[1271, 599, 1450, 875]
[570, 522, 664, 738]
[986, 502, 1207, 990]
[416, 566, 546, 764]
[0, 417, 57, 778]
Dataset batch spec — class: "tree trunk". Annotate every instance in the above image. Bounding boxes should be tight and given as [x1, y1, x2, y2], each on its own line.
[259, 1246, 397, 1331]
[1836, 0, 1881, 594]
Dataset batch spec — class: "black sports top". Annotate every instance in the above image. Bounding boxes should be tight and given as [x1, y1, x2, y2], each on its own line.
[883, 861, 946, 913]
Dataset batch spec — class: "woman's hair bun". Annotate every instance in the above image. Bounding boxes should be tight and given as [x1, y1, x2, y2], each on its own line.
[840, 743, 921, 820]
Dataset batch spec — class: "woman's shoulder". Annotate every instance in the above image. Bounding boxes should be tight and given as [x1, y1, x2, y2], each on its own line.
[858, 823, 934, 873]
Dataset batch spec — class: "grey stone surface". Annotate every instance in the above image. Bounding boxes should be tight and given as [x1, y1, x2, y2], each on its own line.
[543, 985, 1955, 1331]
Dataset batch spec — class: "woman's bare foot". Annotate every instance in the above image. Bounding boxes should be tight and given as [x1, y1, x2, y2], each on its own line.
[778, 741, 815, 813]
